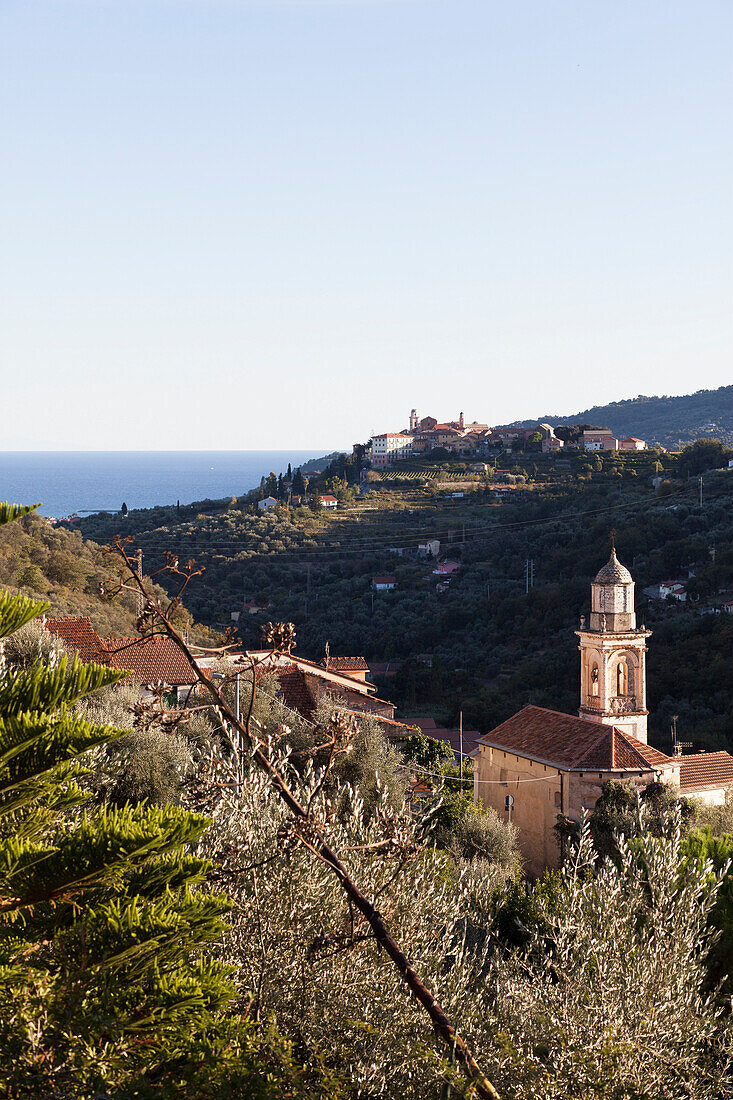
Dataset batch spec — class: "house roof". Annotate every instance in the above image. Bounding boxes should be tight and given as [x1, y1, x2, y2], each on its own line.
[44, 615, 105, 661]
[678, 752, 733, 792]
[433, 561, 460, 574]
[44, 616, 200, 686]
[372, 576, 397, 584]
[102, 636, 200, 686]
[322, 656, 370, 672]
[273, 665, 317, 720]
[319, 494, 337, 501]
[477, 705, 672, 772]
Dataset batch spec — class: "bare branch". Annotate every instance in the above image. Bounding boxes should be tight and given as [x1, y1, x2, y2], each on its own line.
[105, 540, 502, 1100]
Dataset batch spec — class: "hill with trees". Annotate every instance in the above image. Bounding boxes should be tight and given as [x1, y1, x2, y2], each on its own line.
[74, 441, 733, 759]
[2, 495, 732, 1097]
[511, 384, 733, 449]
[0, 509, 219, 644]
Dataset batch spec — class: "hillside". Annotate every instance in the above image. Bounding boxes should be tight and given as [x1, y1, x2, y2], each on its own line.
[76, 444, 733, 757]
[512, 384, 733, 449]
[0, 509, 219, 644]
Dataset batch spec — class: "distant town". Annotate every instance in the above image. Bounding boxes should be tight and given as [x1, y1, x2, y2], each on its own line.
[366, 409, 648, 467]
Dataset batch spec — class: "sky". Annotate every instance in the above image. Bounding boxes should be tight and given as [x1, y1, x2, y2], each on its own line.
[1, 0, 731, 450]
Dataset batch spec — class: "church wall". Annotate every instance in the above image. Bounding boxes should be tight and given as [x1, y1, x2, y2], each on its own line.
[473, 743, 672, 875]
[474, 745, 562, 877]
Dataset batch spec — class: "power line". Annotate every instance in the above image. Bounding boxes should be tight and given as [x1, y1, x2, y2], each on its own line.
[103, 481, 707, 562]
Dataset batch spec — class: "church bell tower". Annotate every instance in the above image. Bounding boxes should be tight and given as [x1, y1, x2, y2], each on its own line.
[577, 547, 651, 743]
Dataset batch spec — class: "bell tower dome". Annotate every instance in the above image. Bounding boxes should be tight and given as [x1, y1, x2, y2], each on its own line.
[577, 547, 651, 743]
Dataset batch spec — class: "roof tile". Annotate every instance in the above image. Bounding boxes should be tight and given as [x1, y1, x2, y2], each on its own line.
[678, 752, 733, 791]
[479, 705, 672, 772]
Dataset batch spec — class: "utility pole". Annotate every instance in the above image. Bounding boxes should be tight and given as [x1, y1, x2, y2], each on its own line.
[524, 558, 535, 593]
[305, 564, 311, 621]
[135, 549, 144, 618]
[459, 711, 463, 785]
[699, 475, 703, 508]
[462, 522, 465, 544]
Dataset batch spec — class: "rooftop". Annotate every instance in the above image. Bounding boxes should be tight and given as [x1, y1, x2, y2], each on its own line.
[678, 752, 733, 792]
[43, 616, 200, 686]
[477, 705, 671, 772]
[322, 656, 370, 672]
[594, 551, 633, 585]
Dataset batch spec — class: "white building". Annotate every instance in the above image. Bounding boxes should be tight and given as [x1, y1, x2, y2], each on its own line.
[371, 433, 414, 468]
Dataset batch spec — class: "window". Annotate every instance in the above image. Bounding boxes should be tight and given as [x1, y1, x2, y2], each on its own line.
[500, 769, 507, 786]
[591, 665, 599, 696]
[617, 660, 628, 696]
[554, 790, 561, 808]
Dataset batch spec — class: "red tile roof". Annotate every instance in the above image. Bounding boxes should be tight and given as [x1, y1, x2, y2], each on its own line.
[102, 636, 199, 686]
[372, 576, 397, 584]
[272, 666, 317, 720]
[322, 656, 369, 672]
[44, 616, 199, 686]
[574, 726, 671, 770]
[44, 616, 105, 661]
[478, 705, 672, 772]
[678, 752, 733, 792]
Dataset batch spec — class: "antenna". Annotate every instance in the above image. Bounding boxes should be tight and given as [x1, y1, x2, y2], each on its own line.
[671, 715, 692, 756]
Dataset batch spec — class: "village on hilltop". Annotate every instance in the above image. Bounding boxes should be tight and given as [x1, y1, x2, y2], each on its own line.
[366, 408, 647, 467]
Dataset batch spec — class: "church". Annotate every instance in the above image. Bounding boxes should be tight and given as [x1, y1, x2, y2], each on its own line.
[473, 549, 733, 875]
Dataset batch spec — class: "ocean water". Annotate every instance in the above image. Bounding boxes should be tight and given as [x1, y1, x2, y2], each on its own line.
[0, 451, 329, 517]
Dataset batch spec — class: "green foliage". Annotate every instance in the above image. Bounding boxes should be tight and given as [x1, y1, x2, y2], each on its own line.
[556, 779, 695, 862]
[0, 503, 245, 1096]
[680, 827, 733, 995]
[514, 384, 733, 450]
[480, 822, 733, 1098]
[678, 437, 733, 476]
[399, 732, 455, 771]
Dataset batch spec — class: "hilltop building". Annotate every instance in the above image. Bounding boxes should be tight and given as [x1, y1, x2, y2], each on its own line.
[473, 550, 733, 875]
[371, 432, 414, 468]
[367, 410, 491, 466]
[582, 429, 619, 451]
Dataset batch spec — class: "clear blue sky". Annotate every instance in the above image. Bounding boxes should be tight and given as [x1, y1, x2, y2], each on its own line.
[1, 0, 731, 449]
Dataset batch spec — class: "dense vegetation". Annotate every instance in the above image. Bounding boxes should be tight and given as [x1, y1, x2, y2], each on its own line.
[2, 499, 733, 1097]
[76, 441, 733, 755]
[514, 383, 733, 449]
[0, 508, 220, 645]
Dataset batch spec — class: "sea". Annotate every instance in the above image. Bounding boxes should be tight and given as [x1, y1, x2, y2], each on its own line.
[0, 451, 330, 518]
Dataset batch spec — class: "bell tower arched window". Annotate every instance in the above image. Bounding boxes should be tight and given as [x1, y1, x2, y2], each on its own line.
[591, 665, 599, 696]
[617, 661, 626, 696]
